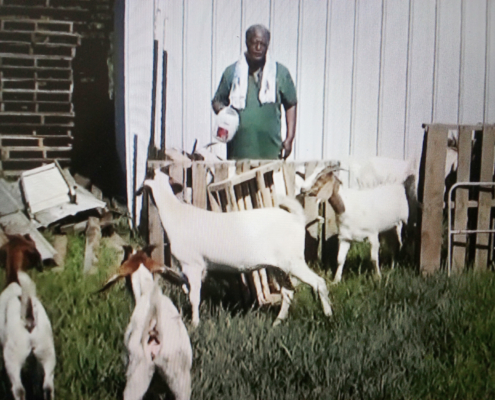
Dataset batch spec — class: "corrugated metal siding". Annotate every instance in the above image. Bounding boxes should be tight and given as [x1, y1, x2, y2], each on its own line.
[125, 0, 495, 206]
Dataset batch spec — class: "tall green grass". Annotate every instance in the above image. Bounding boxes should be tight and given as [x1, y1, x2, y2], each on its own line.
[1, 235, 495, 399]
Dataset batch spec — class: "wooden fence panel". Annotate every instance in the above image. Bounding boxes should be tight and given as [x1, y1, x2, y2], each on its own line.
[451, 126, 472, 272]
[420, 124, 449, 274]
[474, 126, 495, 270]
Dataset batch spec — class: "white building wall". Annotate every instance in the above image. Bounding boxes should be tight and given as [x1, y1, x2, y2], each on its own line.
[124, 0, 495, 212]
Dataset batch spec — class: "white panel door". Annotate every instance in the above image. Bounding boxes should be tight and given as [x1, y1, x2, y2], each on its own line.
[323, 0, 356, 160]
[459, 0, 487, 125]
[404, 0, 436, 161]
[377, 0, 410, 159]
[295, 0, 328, 160]
[485, 0, 495, 123]
[183, 0, 214, 152]
[351, 0, 383, 159]
[163, 0, 185, 150]
[271, 0, 299, 159]
[433, 0, 462, 124]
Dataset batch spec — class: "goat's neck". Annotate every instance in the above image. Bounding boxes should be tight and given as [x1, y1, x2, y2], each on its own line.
[151, 184, 188, 230]
[328, 192, 346, 215]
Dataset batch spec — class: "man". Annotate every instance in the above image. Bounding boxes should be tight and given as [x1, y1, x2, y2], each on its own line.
[212, 24, 298, 160]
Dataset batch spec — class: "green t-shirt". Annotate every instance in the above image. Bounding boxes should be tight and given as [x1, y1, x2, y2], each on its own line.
[212, 62, 297, 160]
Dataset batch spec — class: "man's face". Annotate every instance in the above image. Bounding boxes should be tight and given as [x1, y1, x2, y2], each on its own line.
[246, 30, 269, 63]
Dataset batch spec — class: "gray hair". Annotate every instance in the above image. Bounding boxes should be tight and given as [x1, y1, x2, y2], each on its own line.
[245, 24, 270, 44]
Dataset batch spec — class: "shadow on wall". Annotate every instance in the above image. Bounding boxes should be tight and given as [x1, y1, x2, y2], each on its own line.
[71, 36, 126, 201]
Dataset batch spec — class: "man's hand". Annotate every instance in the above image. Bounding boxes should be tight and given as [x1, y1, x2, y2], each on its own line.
[280, 139, 293, 159]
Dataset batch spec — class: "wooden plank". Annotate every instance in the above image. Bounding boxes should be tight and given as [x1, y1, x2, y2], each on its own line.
[419, 125, 449, 274]
[148, 192, 165, 266]
[256, 170, 272, 208]
[451, 126, 472, 272]
[192, 162, 207, 209]
[282, 162, 295, 197]
[474, 126, 495, 270]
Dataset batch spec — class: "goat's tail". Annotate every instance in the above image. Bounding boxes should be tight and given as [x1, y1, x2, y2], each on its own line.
[17, 272, 37, 332]
[278, 196, 306, 226]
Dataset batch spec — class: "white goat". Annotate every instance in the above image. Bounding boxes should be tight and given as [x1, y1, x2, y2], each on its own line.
[0, 272, 56, 400]
[143, 168, 333, 327]
[301, 166, 411, 283]
[99, 247, 192, 400]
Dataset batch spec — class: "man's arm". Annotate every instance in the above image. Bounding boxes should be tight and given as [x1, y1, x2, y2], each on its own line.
[281, 104, 297, 159]
[212, 99, 227, 115]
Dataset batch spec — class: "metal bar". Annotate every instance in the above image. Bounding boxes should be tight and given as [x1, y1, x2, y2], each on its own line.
[447, 181, 495, 275]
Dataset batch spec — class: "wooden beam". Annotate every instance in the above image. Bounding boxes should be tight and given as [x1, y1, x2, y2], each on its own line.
[419, 125, 449, 275]
[451, 126, 472, 272]
[474, 126, 495, 270]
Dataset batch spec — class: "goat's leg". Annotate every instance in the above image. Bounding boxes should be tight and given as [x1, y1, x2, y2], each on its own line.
[289, 260, 333, 317]
[273, 287, 294, 326]
[157, 364, 192, 400]
[334, 240, 351, 284]
[123, 358, 154, 400]
[33, 342, 56, 400]
[4, 343, 30, 400]
[181, 264, 204, 327]
[369, 235, 382, 278]
[391, 222, 404, 270]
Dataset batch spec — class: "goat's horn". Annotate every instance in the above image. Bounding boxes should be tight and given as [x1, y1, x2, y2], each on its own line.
[94, 273, 123, 294]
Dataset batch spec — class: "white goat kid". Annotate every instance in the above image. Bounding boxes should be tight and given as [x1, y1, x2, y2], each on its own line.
[0, 272, 56, 400]
[301, 166, 410, 283]
[143, 168, 333, 327]
[123, 264, 192, 400]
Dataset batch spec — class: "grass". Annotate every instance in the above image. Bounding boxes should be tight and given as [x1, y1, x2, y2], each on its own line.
[1, 235, 495, 399]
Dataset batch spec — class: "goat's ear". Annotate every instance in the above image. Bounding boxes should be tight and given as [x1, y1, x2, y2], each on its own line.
[169, 177, 184, 194]
[295, 171, 305, 179]
[122, 246, 134, 262]
[316, 175, 336, 201]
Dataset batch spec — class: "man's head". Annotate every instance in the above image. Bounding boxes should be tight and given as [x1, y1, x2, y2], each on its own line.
[245, 24, 270, 66]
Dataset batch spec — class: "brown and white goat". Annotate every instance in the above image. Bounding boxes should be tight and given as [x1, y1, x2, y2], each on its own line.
[0, 234, 55, 400]
[99, 246, 192, 400]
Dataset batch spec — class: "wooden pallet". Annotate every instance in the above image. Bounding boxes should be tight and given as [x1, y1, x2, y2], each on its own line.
[419, 124, 495, 274]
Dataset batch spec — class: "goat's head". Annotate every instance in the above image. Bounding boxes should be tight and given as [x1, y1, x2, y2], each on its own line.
[1, 234, 42, 286]
[97, 244, 189, 294]
[300, 167, 346, 214]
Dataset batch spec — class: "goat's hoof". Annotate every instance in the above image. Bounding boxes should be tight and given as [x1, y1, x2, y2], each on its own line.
[272, 318, 283, 327]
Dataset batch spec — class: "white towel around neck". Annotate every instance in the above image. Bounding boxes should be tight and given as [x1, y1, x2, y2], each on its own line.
[229, 52, 277, 110]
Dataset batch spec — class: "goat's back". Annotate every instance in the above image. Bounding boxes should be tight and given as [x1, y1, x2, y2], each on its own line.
[338, 184, 409, 240]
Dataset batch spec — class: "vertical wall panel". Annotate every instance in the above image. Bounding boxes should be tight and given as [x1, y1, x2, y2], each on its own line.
[295, 0, 328, 160]
[125, 0, 154, 216]
[351, 0, 383, 159]
[377, 0, 409, 158]
[183, 0, 213, 152]
[486, 0, 495, 123]
[243, 0, 271, 39]
[459, 0, 486, 124]
[163, 0, 184, 150]
[323, 0, 355, 160]
[404, 0, 436, 160]
[271, 0, 299, 158]
[433, 0, 462, 124]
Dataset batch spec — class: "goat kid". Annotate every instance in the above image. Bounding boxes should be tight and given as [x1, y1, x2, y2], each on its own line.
[142, 168, 333, 327]
[301, 166, 411, 283]
[99, 247, 192, 400]
[0, 235, 55, 400]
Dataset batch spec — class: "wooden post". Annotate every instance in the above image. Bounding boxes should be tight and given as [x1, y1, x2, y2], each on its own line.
[474, 126, 495, 270]
[419, 125, 449, 275]
[148, 191, 165, 266]
[451, 126, 472, 272]
[192, 163, 207, 209]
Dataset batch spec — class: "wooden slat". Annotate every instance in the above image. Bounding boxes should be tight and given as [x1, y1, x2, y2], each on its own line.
[419, 125, 449, 274]
[192, 162, 207, 209]
[451, 126, 472, 272]
[282, 162, 295, 197]
[474, 126, 495, 270]
[148, 192, 165, 266]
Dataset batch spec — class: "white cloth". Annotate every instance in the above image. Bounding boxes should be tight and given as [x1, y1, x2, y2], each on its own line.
[229, 52, 277, 110]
